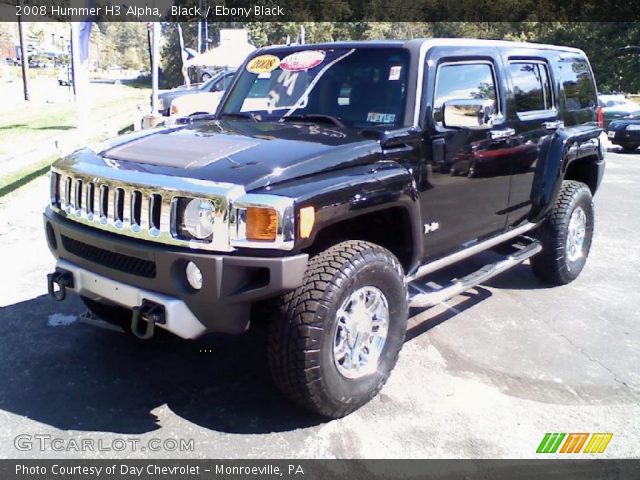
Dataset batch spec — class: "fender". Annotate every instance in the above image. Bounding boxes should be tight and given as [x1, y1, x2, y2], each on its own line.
[529, 125, 603, 222]
[260, 161, 423, 268]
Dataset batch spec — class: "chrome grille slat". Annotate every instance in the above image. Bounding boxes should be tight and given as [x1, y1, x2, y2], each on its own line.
[107, 187, 116, 224]
[99, 185, 109, 223]
[121, 188, 131, 227]
[139, 194, 150, 232]
[114, 188, 125, 228]
[149, 194, 162, 236]
[63, 176, 72, 212]
[74, 179, 83, 216]
[159, 197, 171, 235]
[86, 182, 96, 219]
[50, 173, 59, 207]
[130, 191, 141, 231]
[49, 165, 245, 252]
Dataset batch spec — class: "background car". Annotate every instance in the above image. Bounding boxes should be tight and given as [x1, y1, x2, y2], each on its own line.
[158, 68, 236, 116]
[598, 94, 640, 128]
[169, 90, 225, 118]
[607, 119, 640, 152]
[169, 74, 271, 119]
[197, 67, 216, 82]
[57, 68, 72, 86]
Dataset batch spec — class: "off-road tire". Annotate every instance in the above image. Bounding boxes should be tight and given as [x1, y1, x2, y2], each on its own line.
[268, 240, 408, 418]
[530, 180, 594, 285]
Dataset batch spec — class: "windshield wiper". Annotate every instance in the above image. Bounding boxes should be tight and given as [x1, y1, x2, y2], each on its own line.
[219, 112, 260, 122]
[280, 114, 346, 128]
[175, 113, 217, 125]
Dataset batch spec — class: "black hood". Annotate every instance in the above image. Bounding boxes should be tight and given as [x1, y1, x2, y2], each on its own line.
[98, 120, 382, 191]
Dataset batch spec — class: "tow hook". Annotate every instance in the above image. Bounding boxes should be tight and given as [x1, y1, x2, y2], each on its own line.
[47, 269, 74, 301]
[131, 300, 166, 340]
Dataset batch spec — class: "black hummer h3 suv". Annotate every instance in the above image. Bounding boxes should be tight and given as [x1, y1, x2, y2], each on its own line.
[45, 39, 605, 418]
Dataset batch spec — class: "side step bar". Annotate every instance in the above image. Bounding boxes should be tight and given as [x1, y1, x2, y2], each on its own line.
[408, 238, 542, 309]
[406, 222, 537, 283]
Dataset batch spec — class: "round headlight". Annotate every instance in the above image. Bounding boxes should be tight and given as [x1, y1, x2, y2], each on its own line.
[183, 199, 216, 239]
[185, 261, 203, 290]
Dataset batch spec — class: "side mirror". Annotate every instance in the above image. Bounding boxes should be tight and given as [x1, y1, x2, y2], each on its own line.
[442, 99, 498, 130]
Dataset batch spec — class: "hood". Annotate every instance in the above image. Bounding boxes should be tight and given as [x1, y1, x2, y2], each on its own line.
[158, 86, 200, 102]
[95, 120, 382, 191]
[609, 118, 640, 130]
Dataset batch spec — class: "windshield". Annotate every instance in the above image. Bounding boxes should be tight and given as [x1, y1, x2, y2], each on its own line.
[600, 96, 636, 108]
[199, 77, 217, 91]
[221, 47, 410, 128]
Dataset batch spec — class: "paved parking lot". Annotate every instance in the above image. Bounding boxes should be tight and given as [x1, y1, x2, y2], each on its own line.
[0, 149, 638, 459]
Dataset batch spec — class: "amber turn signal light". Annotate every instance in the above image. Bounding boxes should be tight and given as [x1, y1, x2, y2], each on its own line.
[299, 206, 315, 239]
[246, 207, 277, 241]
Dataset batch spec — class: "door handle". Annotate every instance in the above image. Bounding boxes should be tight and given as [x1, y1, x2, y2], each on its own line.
[490, 128, 515, 140]
[544, 120, 564, 130]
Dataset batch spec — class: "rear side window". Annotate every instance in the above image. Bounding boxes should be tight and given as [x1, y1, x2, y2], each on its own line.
[558, 58, 596, 110]
[509, 62, 553, 113]
[433, 63, 497, 124]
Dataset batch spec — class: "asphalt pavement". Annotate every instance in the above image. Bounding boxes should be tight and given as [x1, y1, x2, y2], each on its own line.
[0, 149, 638, 459]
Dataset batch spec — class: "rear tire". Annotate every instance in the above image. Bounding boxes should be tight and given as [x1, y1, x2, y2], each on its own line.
[530, 180, 594, 285]
[621, 144, 638, 153]
[268, 240, 408, 418]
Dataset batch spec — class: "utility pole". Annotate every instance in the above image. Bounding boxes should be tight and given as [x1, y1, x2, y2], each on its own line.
[197, 0, 204, 52]
[151, 22, 159, 114]
[17, 1, 30, 101]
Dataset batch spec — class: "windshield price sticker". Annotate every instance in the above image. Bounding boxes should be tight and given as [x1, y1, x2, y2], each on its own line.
[247, 55, 281, 74]
[280, 50, 326, 72]
[389, 66, 402, 80]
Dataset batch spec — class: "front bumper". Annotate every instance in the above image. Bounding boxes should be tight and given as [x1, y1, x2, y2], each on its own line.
[44, 208, 308, 338]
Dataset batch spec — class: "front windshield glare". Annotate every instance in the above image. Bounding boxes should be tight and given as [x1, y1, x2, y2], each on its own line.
[221, 47, 409, 128]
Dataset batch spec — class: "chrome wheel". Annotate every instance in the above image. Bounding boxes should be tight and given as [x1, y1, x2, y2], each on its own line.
[333, 286, 389, 379]
[566, 206, 587, 263]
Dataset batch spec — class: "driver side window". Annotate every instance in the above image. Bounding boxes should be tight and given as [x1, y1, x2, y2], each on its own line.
[433, 63, 497, 125]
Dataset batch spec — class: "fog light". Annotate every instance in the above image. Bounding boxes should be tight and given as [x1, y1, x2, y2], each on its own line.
[185, 261, 203, 290]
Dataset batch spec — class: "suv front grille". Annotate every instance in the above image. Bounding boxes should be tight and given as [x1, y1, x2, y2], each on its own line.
[61, 235, 157, 278]
[49, 165, 242, 252]
[52, 172, 167, 236]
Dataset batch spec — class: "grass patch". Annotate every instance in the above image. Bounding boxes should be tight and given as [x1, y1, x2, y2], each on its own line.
[0, 155, 57, 198]
[0, 82, 151, 197]
[0, 83, 150, 157]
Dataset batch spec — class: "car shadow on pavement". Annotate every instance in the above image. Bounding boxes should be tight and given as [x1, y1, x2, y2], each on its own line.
[406, 253, 549, 341]
[0, 294, 326, 436]
[0, 252, 547, 437]
[406, 288, 492, 342]
[607, 146, 639, 154]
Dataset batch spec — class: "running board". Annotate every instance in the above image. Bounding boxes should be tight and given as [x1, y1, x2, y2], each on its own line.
[408, 238, 542, 309]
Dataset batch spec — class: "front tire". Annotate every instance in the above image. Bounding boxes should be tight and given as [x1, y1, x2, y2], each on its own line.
[268, 240, 408, 418]
[530, 180, 594, 285]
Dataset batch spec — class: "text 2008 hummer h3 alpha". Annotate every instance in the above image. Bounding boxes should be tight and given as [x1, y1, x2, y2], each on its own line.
[45, 39, 605, 418]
